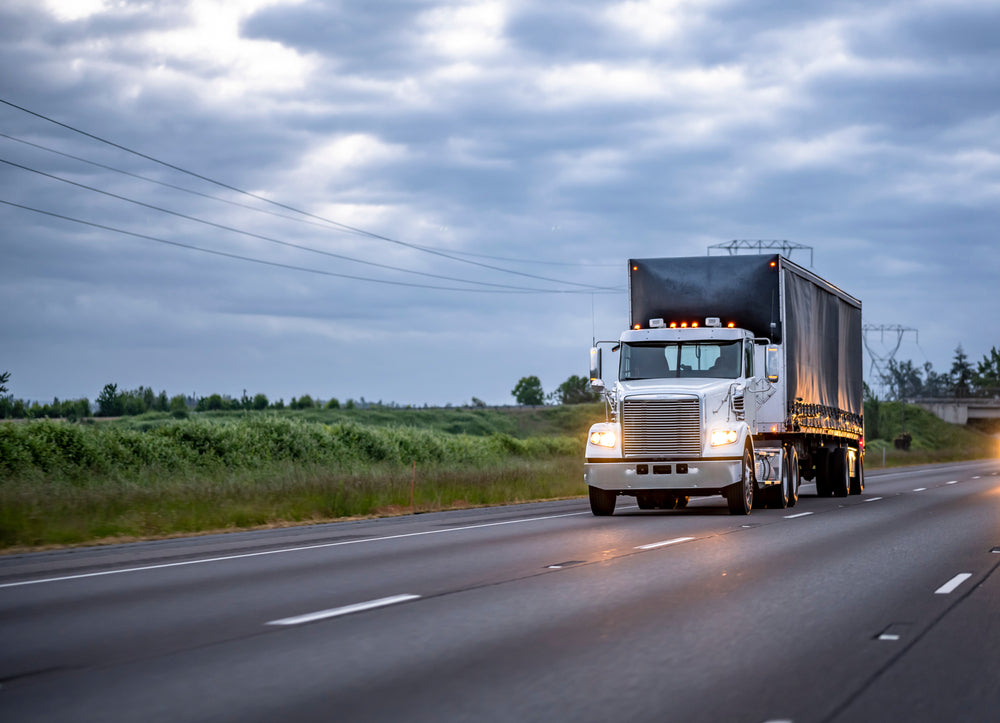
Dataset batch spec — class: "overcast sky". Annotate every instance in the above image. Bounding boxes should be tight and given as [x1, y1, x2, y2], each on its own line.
[2, 0, 999, 406]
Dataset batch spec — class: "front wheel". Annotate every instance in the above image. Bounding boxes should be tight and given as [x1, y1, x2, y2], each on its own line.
[787, 446, 800, 508]
[589, 486, 617, 516]
[727, 447, 755, 515]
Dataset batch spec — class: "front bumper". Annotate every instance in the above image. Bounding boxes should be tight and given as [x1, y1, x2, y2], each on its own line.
[584, 458, 742, 492]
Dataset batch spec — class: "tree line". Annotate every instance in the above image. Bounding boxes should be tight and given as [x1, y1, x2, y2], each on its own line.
[0, 370, 602, 421]
[876, 345, 1000, 401]
[0, 374, 392, 421]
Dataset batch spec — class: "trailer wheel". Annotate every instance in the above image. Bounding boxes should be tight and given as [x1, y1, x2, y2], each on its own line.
[814, 448, 833, 497]
[831, 447, 850, 497]
[589, 486, 617, 516]
[787, 447, 799, 508]
[849, 452, 864, 495]
[727, 447, 755, 515]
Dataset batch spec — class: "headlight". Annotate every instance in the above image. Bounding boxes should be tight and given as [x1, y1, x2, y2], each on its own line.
[710, 429, 739, 446]
[589, 430, 618, 448]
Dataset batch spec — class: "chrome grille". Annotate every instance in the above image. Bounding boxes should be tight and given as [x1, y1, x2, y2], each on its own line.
[622, 398, 701, 457]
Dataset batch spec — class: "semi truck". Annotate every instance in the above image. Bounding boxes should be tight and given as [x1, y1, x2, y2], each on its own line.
[585, 254, 864, 515]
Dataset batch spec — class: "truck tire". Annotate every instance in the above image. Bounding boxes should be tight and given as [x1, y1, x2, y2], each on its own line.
[787, 446, 799, 508]
[849, 452, 865, 495]
[589, 486, 617, 516]
[767, 453, 791, 509]
[727, 447, 755, 515]
[831, 447, 850, 497]
[814, 448, 832, 497]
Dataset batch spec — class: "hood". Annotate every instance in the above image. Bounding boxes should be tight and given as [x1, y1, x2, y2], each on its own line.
[617, 377, 739, 399]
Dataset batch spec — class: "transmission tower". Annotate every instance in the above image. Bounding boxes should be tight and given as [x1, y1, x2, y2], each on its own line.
[863, 324, 918, 397]
[707, 240, 813, 267]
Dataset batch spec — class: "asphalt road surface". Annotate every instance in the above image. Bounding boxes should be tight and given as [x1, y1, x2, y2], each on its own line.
[1, 459, 998, 722]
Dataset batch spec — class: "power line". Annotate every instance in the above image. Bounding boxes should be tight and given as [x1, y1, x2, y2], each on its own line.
[3, 129, 621, 270]
[0, 97, 619, 285]
[0, 198, 608, 295]
[2, 156, 608, 293]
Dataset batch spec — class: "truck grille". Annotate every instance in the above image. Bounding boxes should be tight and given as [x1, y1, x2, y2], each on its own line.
[622, 398, 701, 457]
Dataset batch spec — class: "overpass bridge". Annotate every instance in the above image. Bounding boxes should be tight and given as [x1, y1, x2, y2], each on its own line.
[913, 397, 1000, 425]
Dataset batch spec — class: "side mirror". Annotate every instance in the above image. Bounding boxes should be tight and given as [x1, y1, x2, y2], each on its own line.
[589, 347, 604, 391]
[765, 346, 780, 382]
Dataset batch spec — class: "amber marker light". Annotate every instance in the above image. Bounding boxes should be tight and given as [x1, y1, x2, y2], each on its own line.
[692, 321, 699, 327]
[727, 322, 736, 328]
[770, 260, 777, 268]
[632, 265, 638, 271]
[669, 322, 677, 328]
[633, 324, 641, 330]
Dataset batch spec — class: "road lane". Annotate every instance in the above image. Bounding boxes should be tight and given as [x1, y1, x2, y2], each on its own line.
[1, 459, 997, 722]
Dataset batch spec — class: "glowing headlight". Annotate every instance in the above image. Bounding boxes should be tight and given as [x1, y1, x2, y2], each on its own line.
[589, 430, 618, 448]
[710, 429, 739, 446]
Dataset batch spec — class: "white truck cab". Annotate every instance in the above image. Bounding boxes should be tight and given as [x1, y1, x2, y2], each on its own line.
[585, 321, 782, 515]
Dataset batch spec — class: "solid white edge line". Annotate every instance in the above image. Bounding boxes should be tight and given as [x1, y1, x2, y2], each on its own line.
[267, 594, 420, 626]
[913, 488, 927, 492]
[0, 511, 590, 589]
[935, 573, 973, 595]
[878, 634, 900, 641]
[946, 481, 958, 485]
[784, 512, 813, 519]
[864, 497, 883, 502]
[636, 536, 695, 550]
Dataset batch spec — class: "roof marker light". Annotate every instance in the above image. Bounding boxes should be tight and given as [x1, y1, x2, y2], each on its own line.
[727, 322, 736, 328]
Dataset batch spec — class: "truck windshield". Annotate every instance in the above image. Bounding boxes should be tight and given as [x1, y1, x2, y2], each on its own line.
[620, 341, 742, 380]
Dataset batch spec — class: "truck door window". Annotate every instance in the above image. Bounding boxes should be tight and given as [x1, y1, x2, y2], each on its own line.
[744, 341, 753, 378]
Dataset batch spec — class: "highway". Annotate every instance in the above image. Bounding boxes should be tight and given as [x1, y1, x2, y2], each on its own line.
[1, 459, 998, 722]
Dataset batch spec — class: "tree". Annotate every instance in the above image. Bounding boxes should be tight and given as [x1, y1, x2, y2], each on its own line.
[550, 375, 601, 405]
[512, 375, 545, 406]
[949, 345, 974, 398]
[922, 361, 950, 397]
[882, 359, 923, 400]
[253, 393, 269, 410]
[325, 397, 341, 409]
[0, 371, 9, 395]
[973, 346, 1000, 396]
[97, 383, 123, 417]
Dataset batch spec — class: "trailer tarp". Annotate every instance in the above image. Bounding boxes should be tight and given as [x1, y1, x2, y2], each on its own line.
[629, 254, 863, 423]
[629, 255, 782, 341]
[784, 267, 863, 417]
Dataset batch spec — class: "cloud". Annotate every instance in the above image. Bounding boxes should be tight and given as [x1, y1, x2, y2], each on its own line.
[2, 0, 1000, 405]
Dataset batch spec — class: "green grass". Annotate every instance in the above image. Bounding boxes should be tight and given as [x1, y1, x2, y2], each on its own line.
[2, 400, 992, 549]
[863, 400, 997, 467]
[0, 413, 594, 549]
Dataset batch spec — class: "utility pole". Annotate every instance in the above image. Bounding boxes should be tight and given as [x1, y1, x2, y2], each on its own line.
[862, 324, 919, 400]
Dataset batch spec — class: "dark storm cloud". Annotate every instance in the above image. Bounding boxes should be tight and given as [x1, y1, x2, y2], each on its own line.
[1, 0, 999, 405]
